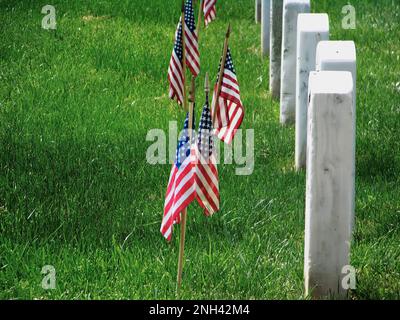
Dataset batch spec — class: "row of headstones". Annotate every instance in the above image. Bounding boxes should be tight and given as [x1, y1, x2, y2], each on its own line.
[256, 0, 357, 299]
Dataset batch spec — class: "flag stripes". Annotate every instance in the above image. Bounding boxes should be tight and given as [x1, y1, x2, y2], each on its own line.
[168, 21, 185, 105]
[184, 0, 200, 77]
[195, 102, 219, 216]
[161, 114, 196, 241]
[167, 0, 200, 106]
[203, 0, 217, 27]
[213, 47, 244, 144]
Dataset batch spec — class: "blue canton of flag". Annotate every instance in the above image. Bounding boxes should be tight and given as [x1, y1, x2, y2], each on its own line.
[176, 112, 196, 168]
[197, 104, 214, 162]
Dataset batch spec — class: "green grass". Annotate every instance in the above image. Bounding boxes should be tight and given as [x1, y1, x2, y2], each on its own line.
[0, 0, 399, 299]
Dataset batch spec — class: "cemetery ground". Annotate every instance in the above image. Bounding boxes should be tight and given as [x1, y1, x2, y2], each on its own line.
[0, 0, 399, 299]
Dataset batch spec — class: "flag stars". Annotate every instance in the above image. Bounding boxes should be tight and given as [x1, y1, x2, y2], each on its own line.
[174, 24, 184, 61]
[185, 0, 196, 31]
[225, 50, 236, 73]
[175, 113, 194, 168]
[198, 104, 214, 158]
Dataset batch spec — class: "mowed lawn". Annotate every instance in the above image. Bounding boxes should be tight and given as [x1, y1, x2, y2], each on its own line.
[0, 0, 399, 299]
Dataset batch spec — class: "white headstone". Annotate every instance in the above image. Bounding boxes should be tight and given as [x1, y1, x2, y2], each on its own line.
[295, 13, 329, 170]
[280, 0, 310, 125]
[316, 41, 357, 230]
[316, 41, 356, 116]
[304, 71, 355, 299]
[255, 0, 262, 23]
[261, 0, 271, 57]
[269, 0, 283, 99]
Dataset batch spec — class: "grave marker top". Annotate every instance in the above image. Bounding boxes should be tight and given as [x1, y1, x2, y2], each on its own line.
[316, 41, 356, 68]
[309, 70, 353, 95]
[297, 13, 329, 32]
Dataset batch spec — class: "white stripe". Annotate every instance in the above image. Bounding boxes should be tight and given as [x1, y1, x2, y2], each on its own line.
[168, 74, 183, 102]
[204, 0, 216, 14]
[222, 106, 243, 143]
[185, 53, 200, 75]
[174, 168, 194, 198]
[168, 69, 183, 101]
[162, 226, 171, 239]
[222, 77, 239, 90]
[196, 185, 215, 214]
[171, 185, 195, 214]
[218, 97, 228, 127]
[184, 25, 199, 49]
[171, 51, 184, 87]
[202, 162, 219, 189]
[196, 165, 219, 207]
[224, 69, 237, 81]
[204, 1, 214, 13]
[221, 86, 241, 102]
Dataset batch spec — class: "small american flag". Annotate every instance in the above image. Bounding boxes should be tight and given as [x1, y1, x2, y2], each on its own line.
[184, 0, 200, 77]
[203, 0, 217, 27]
[212, 47, 244, 144]
[168, 21, 185, 105]
[167, 0, 200, 105]
[195, 99, 219, 216]
[161, 113, 196, 241]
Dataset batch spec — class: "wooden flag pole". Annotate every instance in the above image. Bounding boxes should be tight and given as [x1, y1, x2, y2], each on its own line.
[176, 76, 196, 293]
[181, 0, 188, 112]
[212, 24, 231, 125]
[205, 72, 210, 102]
[176, 207, 187, 292]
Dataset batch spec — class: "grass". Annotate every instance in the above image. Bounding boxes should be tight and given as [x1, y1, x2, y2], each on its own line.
[0, 0, 399, 299]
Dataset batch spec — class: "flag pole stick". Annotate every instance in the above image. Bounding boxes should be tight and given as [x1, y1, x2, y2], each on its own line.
[212, 23, 231, 125]
[205, 72, 209, 102]
[196, 0, 203, 37]
[176, 207, 187, 292]
[177, 76, 196, 294]
[181, 0, 188, 111]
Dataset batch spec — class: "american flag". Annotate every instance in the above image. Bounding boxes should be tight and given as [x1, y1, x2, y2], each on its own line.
[161, 113, 196, 241]
[168, 21, 185, 105]
[167, 0, 200, 105]
[195, 100, 219, 216]
[184, 0, 200, 77]
[203, 0, 217, 27]
[212, 47, 244, 144]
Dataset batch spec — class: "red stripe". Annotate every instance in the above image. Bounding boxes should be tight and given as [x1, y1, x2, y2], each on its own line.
[223, 73, 238, 85]
[220, 91, 242, 107]
[221, 82, 240, 96]
[197, 164, 218, 198]
[196, 172, 218, 214]
[174, 163, 193, 189]
[168, 73, 183, 104]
